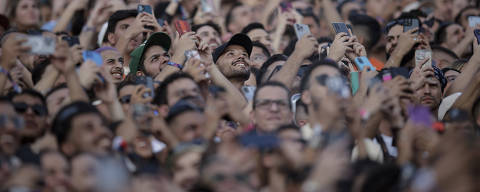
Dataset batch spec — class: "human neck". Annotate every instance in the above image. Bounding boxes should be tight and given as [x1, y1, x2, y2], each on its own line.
[228, 77, 246, 90]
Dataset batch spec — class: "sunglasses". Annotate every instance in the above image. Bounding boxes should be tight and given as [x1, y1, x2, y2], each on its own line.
[13, 102, 47, 116]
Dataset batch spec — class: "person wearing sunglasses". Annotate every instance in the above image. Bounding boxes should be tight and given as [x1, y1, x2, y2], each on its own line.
[10, 89, 48, 144]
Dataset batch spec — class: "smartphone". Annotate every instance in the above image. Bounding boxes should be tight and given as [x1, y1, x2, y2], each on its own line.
[22, 35, 56, 55]
[346, 24, 354, 35]
[294, 23, 311, 39]
[280, 2, 292, 12]
[62, 36, 79, 47]
[201, 0, 213, 13]
[137, 4, 153, 14]
[83, 51, 103, 67]
[408, 105, 433, 127]
[474, 29, 480, 45]
[415, 49, 432, 69]
[144, 76, 155, 98]
[83, 51, 105, 84]
[403, 19, 419, 34]
[468, 16, 480, 28]
[354, 56, 374, 71]
[332, 22, 351, 36]
[242, 86, 256, 101]
[350, 72, 359, 95]
[185, 49, 201, 60]
[175, 20, 191, 36]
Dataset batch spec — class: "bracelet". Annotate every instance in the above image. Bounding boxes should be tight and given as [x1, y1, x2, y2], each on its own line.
[82, 26, 95, 32]
[0, 65, 22, 93]
[167, 61, 183, 70]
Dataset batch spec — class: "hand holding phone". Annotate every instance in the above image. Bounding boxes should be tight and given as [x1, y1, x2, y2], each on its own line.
[403, 19, 420, 34]
[332, 22, 351, 36]
[468, 16, 480, 28]
[354, 56, 374, 71]
[83, 51, 105, 84]
[294, 24, 311, 39]
[415, 49, 432, 69]
[137, 4, 153, 14]
[22, 35, 56, 55]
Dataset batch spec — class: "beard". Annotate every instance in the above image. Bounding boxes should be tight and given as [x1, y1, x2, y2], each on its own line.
[226, 68, 251, 81]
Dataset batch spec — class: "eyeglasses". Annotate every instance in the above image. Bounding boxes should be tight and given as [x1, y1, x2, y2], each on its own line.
[254, 99, 289, 110]
[13, 102, 47, 116]
[119, 95, 132, 104]
[0, 114, 25, 129]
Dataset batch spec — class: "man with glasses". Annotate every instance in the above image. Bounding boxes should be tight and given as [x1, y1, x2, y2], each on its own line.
[9, 89, 48, 144]
[251, 81, 293, 133]
[129, 32, 171, 77]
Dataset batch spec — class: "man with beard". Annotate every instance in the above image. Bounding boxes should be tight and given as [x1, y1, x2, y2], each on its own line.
[9, 89, 48, 145]
[410, 66, 447, 117]
[384, 15, 428, 68]
[52, 101, 113, 157]
[213, 34, 252, 89]
[192, 22, 222, 51]
[96, 47, 124, 84]
[129, 32, 171, 77]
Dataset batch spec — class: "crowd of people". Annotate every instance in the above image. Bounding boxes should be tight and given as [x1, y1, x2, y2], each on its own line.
[0, 0, 480, 191]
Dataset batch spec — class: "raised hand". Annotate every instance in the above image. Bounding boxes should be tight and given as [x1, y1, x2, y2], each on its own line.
[328, 32, 353, 62]
[1, 34, 30, 70]
[293, 34, 318, 59]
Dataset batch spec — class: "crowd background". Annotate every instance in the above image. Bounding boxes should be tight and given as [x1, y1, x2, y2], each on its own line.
[0, 0, 480, 191]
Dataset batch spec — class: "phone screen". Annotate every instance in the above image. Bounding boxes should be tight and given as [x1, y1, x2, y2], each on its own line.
[468, 16, 480, 27]
[332, 22, 351, 36]
[137, 4, 152, 14]
[403, 19, 419, 34]
[415, 49, 432, 69]
[175, 20, 191, 36]
[474, 29, 480, 45]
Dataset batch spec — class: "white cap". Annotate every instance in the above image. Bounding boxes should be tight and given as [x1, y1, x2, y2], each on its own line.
[438, 92, 462, 120]
[97, 22, 109, 47]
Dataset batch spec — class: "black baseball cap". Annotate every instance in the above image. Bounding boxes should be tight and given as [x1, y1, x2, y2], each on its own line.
[213, 33, 252, 63]
[129, 32, 172, 73]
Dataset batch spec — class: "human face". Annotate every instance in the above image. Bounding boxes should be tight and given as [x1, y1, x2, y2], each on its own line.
[110, 17, 143, 50]
[166, 78, 203, 107]
[250, 46, 268, 69]
[197, 25, 222, 50]
[169, 111, 206, 142]
[385, 25, 403, 55]
[247, 29, 272, 53]
[414, 76, 443, 112]
[118, 85, 136, 113]
[303, 16, 321, 38]
[70, 154, 98, 192]
[217, 45, 251, 79]
[435, 0, 454, 21]
[444, 70, 460, 92]
[203, 158, 254, 192]
[101, 50, 124, 83]
[252, 86, 292, 133]
[66, 113, 112, 155]
[41, 152, 70, 192]
[143, 45, 169, 77]
[14, 0, 40, 29]
[173, 150, 201, 190]
[12, 94, 47, 140]
[0, 102, 23, 156]
[229, 5, 254, 33]
[432, 50, 456, 69]
[444, 24, 465, 50]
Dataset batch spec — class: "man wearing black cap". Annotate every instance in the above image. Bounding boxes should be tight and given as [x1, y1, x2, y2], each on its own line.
[129, 32, 171, 77]
[213, 34, 253, 89]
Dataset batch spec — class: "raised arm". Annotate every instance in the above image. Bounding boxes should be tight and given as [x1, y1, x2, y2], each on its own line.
[270, 34, 317, 89]
[445, 41, 480, 96]
[53, 0, 88, 32]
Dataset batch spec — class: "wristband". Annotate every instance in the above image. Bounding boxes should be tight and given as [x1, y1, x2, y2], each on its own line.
[0, 66, 22, 93]
[82, 26, 95, 32]
[167, 61, 183, 70]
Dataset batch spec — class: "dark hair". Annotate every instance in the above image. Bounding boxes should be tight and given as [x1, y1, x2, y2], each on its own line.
[225, 2, 243, 32]
[431, 45, 459, 60]
[241, 22, 265, 34]
[153, 72, 195, 106]
[275, 124, 300, 135]
[441, 67, 461, 74]
[116, 79, 138, 94]
[317, 37, 333, 44]
[0, 96, 12, 105]
[300, 59, 340, 92]
[336, 0, 355, 16]
[452, 59, 468, 70]
[455, 6, 478, 24]
[252, 81, 291, 110]
[45, 83, 68, 98]
[283, 38, 297, 57]
[256, 54, 288, 85]
[192, 22, 222, 35]
[106, 10, 138, 37]
[7, 0, 40, 20]
[252, 41, 271, 58]
[473, 96, 480, 121]
[385, 13, 422, 34]
[52, 101, 102, 145]
[301, 11, 320, 25]
[165, 100, 203, 124]
[434, 22, 455, 45]
[31, 59, 51, 85]
[9, 89, 47, 108]
[349, 14, 381, 50]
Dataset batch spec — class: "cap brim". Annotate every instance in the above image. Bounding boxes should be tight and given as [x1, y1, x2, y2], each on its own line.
[213, 33, 252, 63]
[145, 32, 171, 52]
